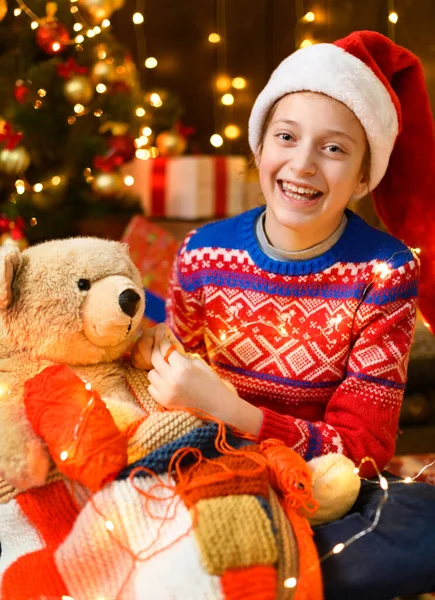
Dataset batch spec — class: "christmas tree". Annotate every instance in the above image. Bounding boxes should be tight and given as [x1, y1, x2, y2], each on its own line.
[0, 0, 183, 245]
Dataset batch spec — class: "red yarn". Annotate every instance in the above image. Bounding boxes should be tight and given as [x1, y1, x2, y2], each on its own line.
[24, 365, 128, 492]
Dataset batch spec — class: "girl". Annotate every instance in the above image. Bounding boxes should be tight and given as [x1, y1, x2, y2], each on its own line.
[132, 31, 435, 600]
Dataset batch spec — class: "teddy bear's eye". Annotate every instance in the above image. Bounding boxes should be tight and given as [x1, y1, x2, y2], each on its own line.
[77, 278, 91, 291]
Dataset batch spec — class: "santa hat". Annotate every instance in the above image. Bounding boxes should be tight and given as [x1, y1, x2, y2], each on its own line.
[249, 30, 435, 333]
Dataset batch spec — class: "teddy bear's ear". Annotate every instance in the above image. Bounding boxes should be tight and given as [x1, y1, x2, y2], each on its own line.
[0, 246, 22, 309]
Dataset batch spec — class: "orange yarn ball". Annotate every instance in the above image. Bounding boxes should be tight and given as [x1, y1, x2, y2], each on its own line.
[24, 365, 128, 492]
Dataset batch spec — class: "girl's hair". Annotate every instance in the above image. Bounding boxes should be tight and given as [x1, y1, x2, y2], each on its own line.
[251, 96, 371, 187]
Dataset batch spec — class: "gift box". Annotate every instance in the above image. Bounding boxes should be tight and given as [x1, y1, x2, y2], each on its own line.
[122, 155, 248, 219]
[121, 215, 180, 325]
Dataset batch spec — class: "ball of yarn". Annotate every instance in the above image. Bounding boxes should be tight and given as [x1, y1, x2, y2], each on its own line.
[24, 365, 128, 492]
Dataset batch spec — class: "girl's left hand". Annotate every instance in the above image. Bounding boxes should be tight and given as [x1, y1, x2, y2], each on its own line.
[148, 338, 263, 435]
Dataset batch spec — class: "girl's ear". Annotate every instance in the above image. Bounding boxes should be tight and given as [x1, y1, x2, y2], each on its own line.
[351, 172, 369, 202]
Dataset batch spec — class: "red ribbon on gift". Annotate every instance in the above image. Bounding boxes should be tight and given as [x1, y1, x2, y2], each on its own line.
[150, 157, 228, 218]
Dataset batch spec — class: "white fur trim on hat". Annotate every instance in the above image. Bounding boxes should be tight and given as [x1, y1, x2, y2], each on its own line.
[248, 43, 399, 191]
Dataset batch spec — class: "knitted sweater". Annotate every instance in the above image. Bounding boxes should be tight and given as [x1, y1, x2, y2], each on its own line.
[166, 207, 419, 476]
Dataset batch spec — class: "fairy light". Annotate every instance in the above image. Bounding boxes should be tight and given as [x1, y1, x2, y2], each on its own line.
[14, 8, 22, 15]
[221, 93, 234, 106]
[33, 183, 43, 192]
[303, 11, 315, 21]
[96, 83, 107, 93]
[30, 21, 38, 29]
[93, 26, 101, 35]
[34, 99, 42, 109]
[373, 261, 391, 279]
[30, 217, 37, 226]
[85, 382, 92, 391]
[101, 19, 110, 28]
[224, 124, 241, 139]
[150, 146, 159, 158]
[135, 136, 149, 148]
[105, 520, 115, 531]
[15, 180, 25, 194]
[52, 176, 61, 185]
[135, 107, 146, 117]
[60, 451, 69, 461]
[141, 126, 152, 136]
[73, 22, 83, 31]
[0, 382, 10, 397]
[300, 39, 312, 48]
[133, 12, 144, 24]
[150, 93, 163, 107]
[68, 116, 76, 125]
[145, 57, 158, 68]
[216, 76, 232, 92]
[87, 29, 95, 38]
[94, 109, 103, 117]
[404, 476, 413, 484]
[208, 32, 221, 43]
[61, 596, 75, 600]
[389, 12, 398, 23]
[52, 42, 61, 52]
[75, 35, 84, 43]
[74, 104, 85, 114]
[70, 5, 78, 13]
[332, 542, 345, 554]
[124, 175, 134, 186]
[136, 148, 150, 160]
[38, 89, 47, 97]
[232, 77, 246, 89]
[210, 133, 224, 148]
[284, 577, 297, 589]
[380, 476, 389, 491]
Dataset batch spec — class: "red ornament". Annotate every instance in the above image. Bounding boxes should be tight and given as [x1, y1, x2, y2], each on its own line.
[13, 84, 30, 104]
[35, 20, 70, 55]
[107, 134, 136, 162]
[0, 122, 23, 150]
[93, 153, 124, 172]
[57, 57, 88, 80]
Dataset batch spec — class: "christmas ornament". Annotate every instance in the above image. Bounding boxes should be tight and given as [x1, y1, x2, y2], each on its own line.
[0, 146, 31, 175]
[107, 134, 135, 162]
[0, 215, 28, 251]
[0, 122, 23, 149]
[156, 129, 187, 157]
[0, 0, 7, 22]
[13, 82, 30, 104]
[91, 171, 123, 197]
[90, 60, 117, 84]
[57, 57, 88, 79]
[63, 75, 94, 105]
[35, 2, 70, 55]
[78, 0, 114, 24]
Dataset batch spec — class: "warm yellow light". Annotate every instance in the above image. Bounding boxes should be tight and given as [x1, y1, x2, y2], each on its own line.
[52, 176, 61, 185]
[70, 5, 78, 13]
[85, 382, 92, 390]
[150, 93, 163, 107]
[133, 12, 144, 24]
[16, 183, 26, 195]
[94, 109, 103, 117]
[224, 124, 240, 139]
[102, 19, 111, 28]
[145, 57, 158, 69]
[30, 217, 38, 226]
[135, 136, 149, 148]
[74, 104, 85, 114]
[60, 451, 69, 461]
[96, 83, 107, 93]
[62, 596, 76, 600]
[34, 100, 42, 109]
[424, 321, 431, 329]
[210, 134, 224, 148]
[73, 22, 83, 31]
[232, 77, 247, 89]
[31, 21, 39, 29]
[216, 76, 232, 92]
[124, 175, 135, 186]
[93, 26, 101, 34]
[388, 11, 398, 24]
[68, 116, 76, 125]
[404, 476, 413, 484]
[105, 520, 115, 531]
[52, 42, 61, 52]
[14, 8, 22, 16]
[33, 183, 43, 192]
[221, 93, 234, 106]
[75, 35, 84, 43]
[300, 39, 312, 48]
[374, 261, 391, 279]
[354, 467, 360, 474]
[304, 11, 315, 22]
[284, 577, 297, 589]
[141, 126, 152, 136]
[380, 477, 389, 491]
[87, 29, 95, 38]
[220, 332, 227, 341]
[333, 543, 345, 554]
[136, 148, 150, 160]
[136, 107, 146, 117]
[38, 89, 47, 97]
[208, 32, 221, 43]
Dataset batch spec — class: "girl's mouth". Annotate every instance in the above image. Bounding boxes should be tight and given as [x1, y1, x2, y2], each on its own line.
[278, 179, 323, 202]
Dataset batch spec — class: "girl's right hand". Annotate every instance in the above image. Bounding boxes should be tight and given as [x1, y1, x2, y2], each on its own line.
[131, 322, 185, 371]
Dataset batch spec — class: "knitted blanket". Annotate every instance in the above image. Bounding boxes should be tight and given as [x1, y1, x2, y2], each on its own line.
[0, 368, 322, 600]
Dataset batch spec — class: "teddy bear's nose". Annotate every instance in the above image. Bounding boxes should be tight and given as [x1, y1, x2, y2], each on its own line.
[119, 289, 141, 318]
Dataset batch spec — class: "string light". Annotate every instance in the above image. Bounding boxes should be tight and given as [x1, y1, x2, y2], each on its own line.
[13, 8, 22, 15]
[208, 33, 221, 43]
[141, 126, 152, 136]
[135, 148, 150, 160]
[30, 21, 38, 29]
[300, 39, 312, 48]
[284, 577, 297, 588]
[74, 104, 85, 115]
[96, 84, 107, 93]
[224, 124, 241, 139]
[232, 77, 246, 89]
[93, 26, 101, 35]
[101, 18, 110, 27]
[210, 134, 224, 148]
[215, 76, 232, 92]
[70, 5, 78, 13]
[30, 217, 37, 226]
[94, 109, 103, 117]
[221, 93, 234, 106]
[60, 451, 69, 461]
[389, 12, 398, 23]
[373, 261, 391, 279]
[303, 11, 315, 22]
[15, 180, 25, 194]
[33, 183, 43, 192]
[86, 29, 95, 38]
[52, 176, 61, 185]
[135, 107, 146, 117]
[73, 22, 83, 31]
[133, 12, 144, 24]
[37, 89, 47, 97]
[124, 175, 135, 186]
[144, 57, 158, 68]
[85, 382, 92, 391]
[149, 93, 163, 107]
[75, 34, 84, 43]
[105, 520, 115, 531]
[150, 147, 159, 158]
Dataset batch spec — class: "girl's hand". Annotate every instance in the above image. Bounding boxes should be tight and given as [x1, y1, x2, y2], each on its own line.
[131, 322, 185, 371]
[148, 337, 263, 436]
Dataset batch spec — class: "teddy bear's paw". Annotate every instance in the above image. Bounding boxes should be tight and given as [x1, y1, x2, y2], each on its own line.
[0, 439, 50, 490]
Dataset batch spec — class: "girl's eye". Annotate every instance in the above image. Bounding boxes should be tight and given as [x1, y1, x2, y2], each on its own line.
[278, 133, 295, 142]
[325, 144, 344, 153]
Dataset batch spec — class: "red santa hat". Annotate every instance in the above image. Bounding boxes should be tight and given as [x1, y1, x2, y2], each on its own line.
[249, 30, 435, 333]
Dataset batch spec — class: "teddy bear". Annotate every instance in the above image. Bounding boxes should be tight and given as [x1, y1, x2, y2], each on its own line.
[0, 237, 361, 600]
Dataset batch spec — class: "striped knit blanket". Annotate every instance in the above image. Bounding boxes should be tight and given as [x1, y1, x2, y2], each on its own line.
[0, 367, 322, 600]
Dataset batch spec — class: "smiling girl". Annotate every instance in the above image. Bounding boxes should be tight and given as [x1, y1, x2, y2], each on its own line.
[133, 31, 435, 599]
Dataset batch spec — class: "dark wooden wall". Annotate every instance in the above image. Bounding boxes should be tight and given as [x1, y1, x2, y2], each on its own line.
[112, 0, 435, 155]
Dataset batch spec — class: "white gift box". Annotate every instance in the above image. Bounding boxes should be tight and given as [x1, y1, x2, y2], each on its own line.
[123, 155, 248, 219]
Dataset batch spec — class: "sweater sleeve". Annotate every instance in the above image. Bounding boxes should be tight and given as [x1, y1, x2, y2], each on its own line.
[257, 260, 419, 477]
[165, 234, 207, 357]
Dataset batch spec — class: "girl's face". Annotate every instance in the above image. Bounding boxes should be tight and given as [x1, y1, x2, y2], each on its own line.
[258, 92, 368, 249]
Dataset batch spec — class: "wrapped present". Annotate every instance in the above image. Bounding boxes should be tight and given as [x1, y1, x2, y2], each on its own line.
[121, 215, 180, 325]
[122, 155, 247, 219]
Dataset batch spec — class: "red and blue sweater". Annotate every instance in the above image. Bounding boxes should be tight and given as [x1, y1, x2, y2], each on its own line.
[166, 207, 419, 475]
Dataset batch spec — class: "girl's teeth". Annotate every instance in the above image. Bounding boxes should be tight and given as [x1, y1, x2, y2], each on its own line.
[281, 181, 318, 195]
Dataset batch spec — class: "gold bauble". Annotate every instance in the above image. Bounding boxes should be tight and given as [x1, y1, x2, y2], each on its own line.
[91, 60, 117, 84]
[91, 172, 123, 197]
[156, 130, 187, 157]
[63, 75, 94, 105]
[0, 146, 31, 175]
[78, 0, 114, 23]
[0, 232, 28, 251]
